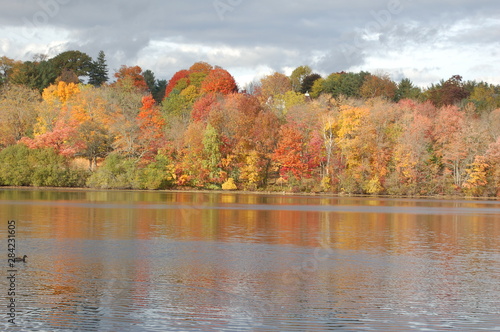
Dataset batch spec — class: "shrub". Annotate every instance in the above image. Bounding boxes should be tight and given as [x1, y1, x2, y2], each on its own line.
[0, 145, 31, 186]
[0, 145, 89, 187]
[138, 154, 176, 190]
[86, 154, 140, 189]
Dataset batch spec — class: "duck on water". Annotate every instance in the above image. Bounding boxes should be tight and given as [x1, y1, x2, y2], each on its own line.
[14, 255, 27, 263]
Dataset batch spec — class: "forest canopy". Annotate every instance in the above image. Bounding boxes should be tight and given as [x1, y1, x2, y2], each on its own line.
[1, 51, 500, 196]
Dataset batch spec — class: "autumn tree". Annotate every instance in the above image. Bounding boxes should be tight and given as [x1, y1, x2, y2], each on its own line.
[191, 93, 220, 123]
[334, 105, 372, 193]
[74, 119, 113, 170]
[310, 77, 325, 98]
[301, 73, 322, 94]
[0, 84, 40, 147]
[360, 74, 397, 100]
[200, 68, 237, 95]
[388, 100, 436, 195]
[164, 69, 190, 98]
[22, 82, 114, 168]
[468, 82, 500, 112]
[431, 105, 489, 190]
[0, 56, 17, 86]
[290, 65, 312, 92]
[101, 83, 144, 157]
[56, 68, 80, 85]
[161, 92, 194, 119]
[426, 75, 469, 107]
[114, 65, 148, 91]
[272, 123, 309, 180]
[258, 72, 292, 104]
[177, 121, 208, 186]
[484, 137, 500, 196]
[189, 62, 213, 88]
[136, 95, 166, 159]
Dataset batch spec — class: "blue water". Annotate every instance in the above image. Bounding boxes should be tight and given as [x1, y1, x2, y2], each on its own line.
[1, 189, 500, 331]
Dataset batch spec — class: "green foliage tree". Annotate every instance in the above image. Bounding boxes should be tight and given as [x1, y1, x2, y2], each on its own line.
[468, 82, 500, 112]
[395, 78, 421, 101]
[88, 50, 109, 87]
[290, 65, 312, 92]
[310, 77, 325, 98]
[50, 50, 93, 79]
[154, 79, 167, 103]
[143, 69, 156, 92]
[75, 120, 113, 170]
[9, 60, 57, 92]
[202, 124, 223, 183]
[322, 71, 369, 98]
[161, 93, 192, 119]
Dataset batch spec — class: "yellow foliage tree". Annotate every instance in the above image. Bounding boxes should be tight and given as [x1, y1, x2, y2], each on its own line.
[463, 156, 490, 196]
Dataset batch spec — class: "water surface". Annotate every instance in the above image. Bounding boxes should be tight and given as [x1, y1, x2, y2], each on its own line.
[1, 189, 499, 331]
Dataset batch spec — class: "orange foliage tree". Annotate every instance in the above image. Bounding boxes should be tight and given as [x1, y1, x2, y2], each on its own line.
[114, 65, 148, 91]
[272, 123, 310, 180]
[201, 68, 237, 95]
[136, 95, 166, 159]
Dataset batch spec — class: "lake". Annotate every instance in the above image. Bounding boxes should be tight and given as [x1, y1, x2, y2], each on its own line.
[1, 189, 500, 331]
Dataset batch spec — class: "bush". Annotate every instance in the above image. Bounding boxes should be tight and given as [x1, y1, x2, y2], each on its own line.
[86, 154, 141, 189]
[30, 148, 89, 187]
[0, 145, 31, 186]
[0, 145, 88, 187]
[138, 154, 176, 190]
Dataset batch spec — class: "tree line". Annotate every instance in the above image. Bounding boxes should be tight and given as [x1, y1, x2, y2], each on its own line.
[1, 50, 499, 196]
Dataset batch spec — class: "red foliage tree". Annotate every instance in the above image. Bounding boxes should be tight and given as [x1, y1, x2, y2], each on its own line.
[164, 69, 190, 98]
[191, 93, 219, 122]
[20, 119, 78, 156]
[201, 68, 237, 95]
[427, 75, 469, 107]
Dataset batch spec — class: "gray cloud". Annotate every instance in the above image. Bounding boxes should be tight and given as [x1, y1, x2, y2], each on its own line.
[0, 0, 499, 85]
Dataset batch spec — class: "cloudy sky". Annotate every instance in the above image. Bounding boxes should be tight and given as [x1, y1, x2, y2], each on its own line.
[1, 0, 499, 87]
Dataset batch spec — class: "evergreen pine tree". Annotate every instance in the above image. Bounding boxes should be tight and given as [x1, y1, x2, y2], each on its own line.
[89, 50, 109, 86]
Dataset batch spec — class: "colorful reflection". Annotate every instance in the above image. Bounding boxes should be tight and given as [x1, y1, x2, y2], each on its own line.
[0, 189, 499, 331]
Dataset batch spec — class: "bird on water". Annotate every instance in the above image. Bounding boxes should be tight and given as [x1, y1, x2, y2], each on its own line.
[14, 255, 27, 263]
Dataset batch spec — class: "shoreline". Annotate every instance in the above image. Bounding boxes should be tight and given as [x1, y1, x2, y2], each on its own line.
[0, 186, 498, 201]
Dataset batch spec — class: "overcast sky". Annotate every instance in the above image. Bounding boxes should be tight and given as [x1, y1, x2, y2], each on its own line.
[1, 0, 499, 87]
